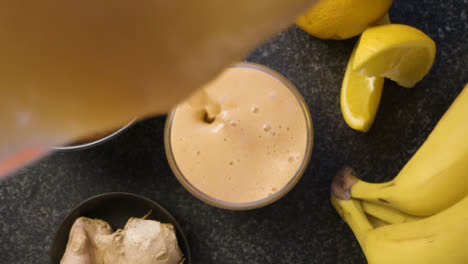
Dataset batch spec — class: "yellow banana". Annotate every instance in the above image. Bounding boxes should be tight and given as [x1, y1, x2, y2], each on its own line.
[331, 195, 373, 247]
[334, 84, 468, 216]
[361, 201, 421, 224]
[332, 193, 468, 264]
[366, 214, 389, 228]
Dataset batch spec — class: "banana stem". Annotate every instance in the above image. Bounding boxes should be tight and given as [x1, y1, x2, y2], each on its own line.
[332, 166, 395, 207]
[351, 180, 396, 205]
[331, 166, 359, 199]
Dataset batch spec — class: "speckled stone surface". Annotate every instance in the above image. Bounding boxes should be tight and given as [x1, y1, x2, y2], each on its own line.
[1, 1, 468, 263]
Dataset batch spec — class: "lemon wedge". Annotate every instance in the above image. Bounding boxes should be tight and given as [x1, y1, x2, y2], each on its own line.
[341, 47, 384, 132]
[353, 24, 436, 88]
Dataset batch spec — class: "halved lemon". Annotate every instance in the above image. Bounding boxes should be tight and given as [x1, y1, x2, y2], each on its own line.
[353, 24, 436, 88]
[341, 47, 384, 132]
[296, 0, 393, 40]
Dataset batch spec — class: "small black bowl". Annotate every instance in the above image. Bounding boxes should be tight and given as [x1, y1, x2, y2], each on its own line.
[50, 192, 191, 264]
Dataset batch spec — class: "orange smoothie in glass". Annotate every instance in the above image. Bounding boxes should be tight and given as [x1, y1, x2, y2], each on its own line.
[165, 63, 313, 209]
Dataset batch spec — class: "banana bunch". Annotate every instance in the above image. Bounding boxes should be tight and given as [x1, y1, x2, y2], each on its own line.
[331, 84, 468, 263]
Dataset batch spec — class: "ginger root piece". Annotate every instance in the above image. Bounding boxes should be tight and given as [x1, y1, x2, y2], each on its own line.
[60, 217, 113, 264]
[61, 217, 184, 264]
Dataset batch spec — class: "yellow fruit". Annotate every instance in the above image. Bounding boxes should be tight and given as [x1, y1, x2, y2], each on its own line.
[366, 214, 389, 228]
[296, 0, 393, 39]
[336, 84, 468, 216]
[331, 195, 373, 247]
[353, 24, 436, 88]
[341, 45, 384, 132]
[340, 13, 390, 132]
[332, 193, 468, 264]
[361, 201, 421, 224]
[373, 13, 391, 26]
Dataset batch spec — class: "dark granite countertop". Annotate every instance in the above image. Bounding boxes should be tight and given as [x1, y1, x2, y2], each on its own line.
[1, 1, 468, 263]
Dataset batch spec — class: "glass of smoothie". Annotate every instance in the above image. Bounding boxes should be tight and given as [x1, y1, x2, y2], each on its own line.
[164, 62, 313, 210]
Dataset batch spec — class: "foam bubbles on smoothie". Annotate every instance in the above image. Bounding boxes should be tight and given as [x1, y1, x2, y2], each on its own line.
[288, 154, 300, 163]
[268, 186, 279, 196]
[269, 91, 277, 100]
[251, 105, 260, 114]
